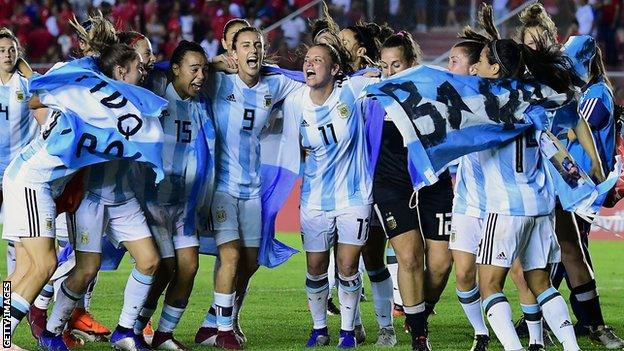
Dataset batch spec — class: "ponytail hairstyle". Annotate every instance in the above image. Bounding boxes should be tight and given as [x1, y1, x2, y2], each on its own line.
[69, 12, 118, 56]
[97, 43, 139, 79]
[381, 30, 423, 66]
[118, 31, 146, 48]
[590, 46, 613, 90]
[345, 21, 394, 65]
[310, 2, 341, 45]
[516, 3, 558, 47]
[453, 5, 497, 65]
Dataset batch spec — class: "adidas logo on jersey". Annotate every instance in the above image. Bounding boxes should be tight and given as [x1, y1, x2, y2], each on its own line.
[560, 320, 572, 328]
[226, 94, 236, 102]
[301, 119, 309, 127]
[495, 252, 507, 260]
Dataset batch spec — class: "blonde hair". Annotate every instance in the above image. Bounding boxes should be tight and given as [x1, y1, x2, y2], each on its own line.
[69, 12, 118, 56]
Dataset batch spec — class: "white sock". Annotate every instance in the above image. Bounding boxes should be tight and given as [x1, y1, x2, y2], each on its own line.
[6, 243, 16, 276]
[201, 304, 217, 328]
[368, 267, 393, 328]
[157, 303, 186, 333]
[521, 303, 543, 346]
[118, 268, 154, 329]
[9, 293, 30, 334]
[456, 285, 489, 336]
[79, 274, 97, 310]
[46, 281, 83, 335]
[483, 293, 522, 350]
[34, 283, 55, 310]
[306, 273, 329, 329]
[538, 288, 580, 351]
[386, 247, 402, 306]
[214, 292, 235, 331]
[134, 304, 157, 334]
[338, 272, 362, 332]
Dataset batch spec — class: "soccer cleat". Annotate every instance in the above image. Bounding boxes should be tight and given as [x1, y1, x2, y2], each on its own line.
[305, 327, 330, 348]
[354, 324, 366, 344]
[469, 334, 490, 351]
[143, 320, 155, 345]
[110, 327, 149, 351]
[411, 336, 432, 351]
[589, 325, 624, 349]
[514, 316, 529, 338]
[375, 327, 397, 347]
[194, 327, 218, 346]
[38, 332, 70, 351]
[403, 320, 410, 334]
[327, 298, 341, 316]
[151, 331, 189, 351]
[337, 330, 357, 349]
[69, 308, 111, 335]
[215, 330, 243, 350]
[134, 333, 151, 350]
[232, 317, 247, 345]
[27, 306, 47, 339]
[542, 327, 555, 347]
[62, 330, 85, 349]
[392, 304, 405, 318]
[527, 344, 545, 351]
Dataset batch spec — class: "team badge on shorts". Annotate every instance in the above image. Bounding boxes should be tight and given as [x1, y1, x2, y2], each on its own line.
[337, 103, 349, 118]
[216, 208, 227, 223]
[15, 90, 24, 102]
[45, 217, 54, 231]
[450, 228, 456, 242]
[264, 94, 273, 108]
[80, 232, 90, 245]
[385, 214, 397, 230]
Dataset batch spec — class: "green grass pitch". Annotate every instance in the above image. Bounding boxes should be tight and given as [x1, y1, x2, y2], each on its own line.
[3, 235, 624, 350]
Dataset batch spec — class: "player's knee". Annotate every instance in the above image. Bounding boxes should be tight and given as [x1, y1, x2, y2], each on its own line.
[177, 258, 199, 279]
[455, 268, 476, 291]
[510, 265, 527, 287]
[136, 253, 160, 275]
[396, 253, 423, 273]
[336, 257, 359, 277]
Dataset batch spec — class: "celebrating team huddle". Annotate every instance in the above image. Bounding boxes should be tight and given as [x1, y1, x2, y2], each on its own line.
[2, 2, 624, 351]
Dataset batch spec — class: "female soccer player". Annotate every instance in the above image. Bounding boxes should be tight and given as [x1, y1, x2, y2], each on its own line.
[471, 16, 586, 350]
[445, 36, 491, 351]
[132, 40, 213, 351]
[4, 42, 151, 351]
[516, 4, 624, 348]
[281, 42, 376, 349]
[195, 26, 302, 350]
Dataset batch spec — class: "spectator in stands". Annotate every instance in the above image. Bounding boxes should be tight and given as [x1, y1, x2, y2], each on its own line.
[201, 28, 219, 59]
[597, 0, 621, 65]
[180, 3, 194, 41]
[146, 13, 165, 55]
[414, 0, 427, 33]
[280, 5, 307, 49]
[576, 0, 595, 35]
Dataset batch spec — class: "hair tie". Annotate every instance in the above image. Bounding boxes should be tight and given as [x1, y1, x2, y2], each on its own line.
[397, 30, 408, 38]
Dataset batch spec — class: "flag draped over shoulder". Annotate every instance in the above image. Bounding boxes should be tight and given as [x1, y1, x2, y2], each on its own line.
[30, 57, 168, 182]
[362, 64, 617, 213]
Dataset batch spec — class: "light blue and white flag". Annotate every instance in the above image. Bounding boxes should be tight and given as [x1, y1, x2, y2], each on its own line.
[29, 57, 167, 182]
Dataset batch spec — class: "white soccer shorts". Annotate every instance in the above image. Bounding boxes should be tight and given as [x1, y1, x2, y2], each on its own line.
[449, 213, 484, 255]
[476, 212, 561, 270]
[300, 204, 371, 252]
[210, 191, 261, 248]
[71, 196, 151, 252]
[146, 202, 199, 259]
[2, 179, 57, 242]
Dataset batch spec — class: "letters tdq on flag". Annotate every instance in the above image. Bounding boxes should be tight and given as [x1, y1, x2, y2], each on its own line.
[29, 57, 167, 182]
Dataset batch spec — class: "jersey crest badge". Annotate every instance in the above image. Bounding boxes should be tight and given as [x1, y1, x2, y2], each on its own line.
[15, 90, 24, 102]
[45, 217, 53, 231]
[264, 94, 273, 108]
[80, 232, 90, 245]
[216, 208, 227, 223]
[385, 214, 397, 230]
[337, 103, 349, 118]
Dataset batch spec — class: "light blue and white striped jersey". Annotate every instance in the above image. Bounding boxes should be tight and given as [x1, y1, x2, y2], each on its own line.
[145, 84, 213, 204]
[283, 76, 376, 211]
[85, 160, 134, 205]
[4, 112, 78, 197]
[452, 153, 486, 218]
[0, 73, 38, 181]
[478, 128, 554, 216]
[210, 71, 302, 199]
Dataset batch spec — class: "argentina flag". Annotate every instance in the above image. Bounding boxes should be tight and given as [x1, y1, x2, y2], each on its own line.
[29, 57, 167, 182]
